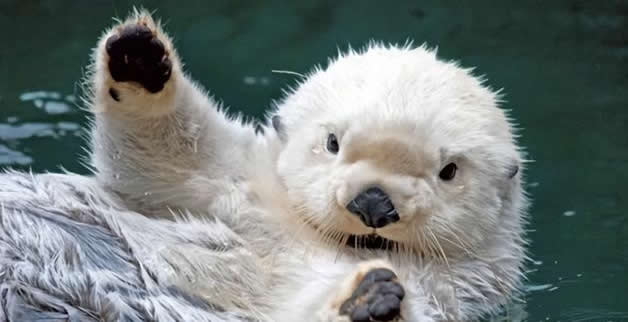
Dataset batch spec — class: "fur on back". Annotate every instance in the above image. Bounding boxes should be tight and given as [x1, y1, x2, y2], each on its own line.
[0, 171, 265, 321]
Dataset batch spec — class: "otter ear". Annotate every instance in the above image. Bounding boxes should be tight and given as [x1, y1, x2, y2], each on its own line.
[272, 115, 287, 141]
[506, 161, 519, 179]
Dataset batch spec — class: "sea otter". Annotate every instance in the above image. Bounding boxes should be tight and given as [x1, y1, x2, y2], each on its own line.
[1, 9, 528, 322]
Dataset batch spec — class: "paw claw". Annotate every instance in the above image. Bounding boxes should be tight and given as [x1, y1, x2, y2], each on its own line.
[339, 268, 404, 322]
[106, 23, 171, 93]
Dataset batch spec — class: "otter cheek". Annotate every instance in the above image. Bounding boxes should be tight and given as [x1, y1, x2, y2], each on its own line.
[393, 178, 432, 222]
[402, 192, 434, 223]
[394, 197, 417, 223]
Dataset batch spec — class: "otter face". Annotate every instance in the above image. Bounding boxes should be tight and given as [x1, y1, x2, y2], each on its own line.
[274, 44, 524, 254]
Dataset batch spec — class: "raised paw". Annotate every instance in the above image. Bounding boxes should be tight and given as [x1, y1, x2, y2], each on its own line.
[105, 23, 172, 93]
[339, 268, 405, 322]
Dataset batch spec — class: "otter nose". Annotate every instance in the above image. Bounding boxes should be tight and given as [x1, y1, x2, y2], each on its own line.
[346, 187, 399, 228]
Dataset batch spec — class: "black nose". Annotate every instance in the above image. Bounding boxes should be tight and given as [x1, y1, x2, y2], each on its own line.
[346, 187, 399, 228]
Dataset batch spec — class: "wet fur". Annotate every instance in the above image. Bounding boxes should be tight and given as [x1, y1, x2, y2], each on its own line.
[0, 9, 529, 322]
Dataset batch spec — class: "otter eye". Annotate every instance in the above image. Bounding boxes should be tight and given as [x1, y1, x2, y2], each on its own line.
[326, 133, 339, 154]
[439, 163, 457, 181]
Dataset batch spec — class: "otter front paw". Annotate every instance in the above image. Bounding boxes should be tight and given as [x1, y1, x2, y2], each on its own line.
[105, 23, 172, 93]
[338, 268, 405, 322]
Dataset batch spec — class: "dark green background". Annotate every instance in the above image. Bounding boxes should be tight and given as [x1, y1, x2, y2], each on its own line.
[1, 1, 627, 320]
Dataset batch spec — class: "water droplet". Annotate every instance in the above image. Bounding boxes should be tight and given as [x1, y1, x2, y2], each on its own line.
[144, 192, 152, 196]
[243, 76, 256, 85]
[57, 122, 79, 130]
[525, 283, 553, 292]
[529, 182, 540, 187]
[43, 101, 71, 114]
[563, 210, 576, 217]
[576, 273, 582, 277]
[20, 90, 59, 101]
[114, 173, 120, 179]
[554, 260, 559, 264]
[0, 144, 33, 165]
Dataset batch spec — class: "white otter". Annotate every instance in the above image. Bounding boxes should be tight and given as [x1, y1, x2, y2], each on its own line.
[87, 10, 528, 322]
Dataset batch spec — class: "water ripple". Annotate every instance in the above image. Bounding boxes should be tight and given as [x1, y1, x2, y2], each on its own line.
[0, 144, 33, 165]
[0, 90, 85, 166]
[562, 308, 628, 322]
[19, 90, 76, 115]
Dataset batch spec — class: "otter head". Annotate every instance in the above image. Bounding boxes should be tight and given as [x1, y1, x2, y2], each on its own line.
[273, 44, 525, 256]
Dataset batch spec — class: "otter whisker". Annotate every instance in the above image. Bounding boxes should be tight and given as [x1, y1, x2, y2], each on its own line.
[427, 227, 450, 268]
[440, 222, 475, 250]
[286, 208, 321, 249]
[419, 229, 437, 260]
[334, 233, 350, 262]
[427, 227, 462, 321]
[435, 232, 475, 258]
[360, 235, 366, 249]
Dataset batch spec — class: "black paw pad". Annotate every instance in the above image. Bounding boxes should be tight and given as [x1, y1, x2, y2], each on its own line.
[339, 268, 405, 322]
[106, 24, 172, 93]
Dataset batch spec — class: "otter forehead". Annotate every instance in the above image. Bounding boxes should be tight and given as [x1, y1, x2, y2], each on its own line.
[278, 44, 510, 146]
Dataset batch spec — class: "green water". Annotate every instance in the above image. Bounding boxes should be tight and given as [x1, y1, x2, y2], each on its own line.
[1, 1, 627, 320]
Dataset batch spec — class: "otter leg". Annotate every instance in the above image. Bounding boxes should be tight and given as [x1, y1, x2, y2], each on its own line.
[87, 9, 259, 214]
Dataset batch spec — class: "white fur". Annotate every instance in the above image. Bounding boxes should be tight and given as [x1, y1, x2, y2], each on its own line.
[83, 10, 528, 322]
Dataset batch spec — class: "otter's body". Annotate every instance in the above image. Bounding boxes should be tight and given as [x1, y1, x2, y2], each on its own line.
[0, 10, 528, 322]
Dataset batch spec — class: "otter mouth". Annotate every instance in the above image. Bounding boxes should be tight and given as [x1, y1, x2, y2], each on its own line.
[305, 221, 399, 251]
[346, 234, 398, 251]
